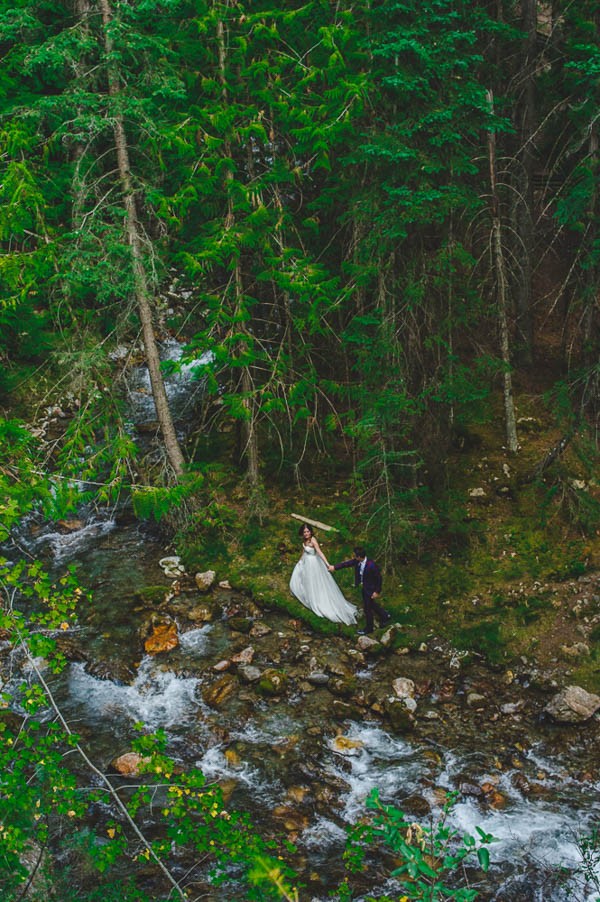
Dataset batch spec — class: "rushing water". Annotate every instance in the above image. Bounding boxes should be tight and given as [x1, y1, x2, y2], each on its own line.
[125, 338, 213, 426]
[6, 516, 600, 901]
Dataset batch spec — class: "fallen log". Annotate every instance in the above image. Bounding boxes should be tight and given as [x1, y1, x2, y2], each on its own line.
[290, 513, 338, 532]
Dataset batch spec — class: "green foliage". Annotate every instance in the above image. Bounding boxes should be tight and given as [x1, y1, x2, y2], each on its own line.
[454, 620, 505, 664]
[0, 419, 48, 537]
[0, 558, 301, 901]
[339, 789, 494, 901]
[0, 0, 598, 545]
[131, 471, 205, 522]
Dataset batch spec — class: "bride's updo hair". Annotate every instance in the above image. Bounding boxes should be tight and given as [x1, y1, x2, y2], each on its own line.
[298, 523, 313, 537]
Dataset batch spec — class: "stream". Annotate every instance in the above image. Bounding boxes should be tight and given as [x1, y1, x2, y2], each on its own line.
[5, 513, 599, 902]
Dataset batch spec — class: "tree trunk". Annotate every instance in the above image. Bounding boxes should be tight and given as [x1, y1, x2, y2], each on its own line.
[216, 7, 261, 489]
[513, 0, 537, 364]
[98, 0, 185, 477]
[71, 0, 92, 231]
[487, 90, 519, 453]
[582, 122, 600, 417]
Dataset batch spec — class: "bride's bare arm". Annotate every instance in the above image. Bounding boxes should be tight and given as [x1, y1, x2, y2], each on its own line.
[311, 537, 329, 568]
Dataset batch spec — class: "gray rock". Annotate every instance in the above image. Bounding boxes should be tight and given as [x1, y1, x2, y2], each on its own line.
[307, 671, 329, 686]
[380, 624, 400, 647]
[500, 701, 524, 715]
[392, 677, 415, 699]
[357, 635, 380, 652]
[195, 570, 216, 591]
[545, 685, 600, 723]
[237, 665, 262, 684]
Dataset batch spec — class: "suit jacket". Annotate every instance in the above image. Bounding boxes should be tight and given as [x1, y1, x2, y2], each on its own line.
[334, 558, 382, 597]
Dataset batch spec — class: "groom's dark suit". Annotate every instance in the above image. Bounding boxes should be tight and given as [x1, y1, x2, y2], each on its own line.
[333, 556, 389, 633]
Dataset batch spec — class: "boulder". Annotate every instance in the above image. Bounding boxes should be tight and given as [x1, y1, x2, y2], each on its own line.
[112, 752, 151, 776]
[545, 685, 600, 723]
[357, 635, 380, 652]
[257, 669, 288, 696]
[237, 665, 262, 684]
[320, 655, 353, 677]
[202, 674, 237, 709]
[392, 677, 415, 699]
[384, 697, 415, 732]
[213, 660, 231, 672]
[459, 781, 483, 798]
[231, 646, 255, 665]
[144, 621, 178, 655]
[380, 624, 401, 647]
[195, 570, 216, 592]
[85, 658, 136, 684]
[228, 617, 253, 634]
[249, 622, 272, 638]
[329, 675, 357, 698]
[484, 789, 508, 810]
[468, 487, 486, 498]
[330, 735, 364, 756]
[187, 603, 214, 623]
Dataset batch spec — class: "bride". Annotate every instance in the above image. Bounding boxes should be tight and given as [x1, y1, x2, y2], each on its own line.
[290, 524, 357, 625]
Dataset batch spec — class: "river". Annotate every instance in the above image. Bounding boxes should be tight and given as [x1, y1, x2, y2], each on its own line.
[5, 513, 600, 901]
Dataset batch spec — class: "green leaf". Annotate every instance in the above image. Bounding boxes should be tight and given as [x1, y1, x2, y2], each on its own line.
[477, 846, 490, 871]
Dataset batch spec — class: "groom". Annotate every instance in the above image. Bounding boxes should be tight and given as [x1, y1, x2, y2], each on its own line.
[329, 546, 390, 634]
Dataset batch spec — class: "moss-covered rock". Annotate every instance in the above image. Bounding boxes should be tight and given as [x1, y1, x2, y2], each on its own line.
[257, 668, 288, 696]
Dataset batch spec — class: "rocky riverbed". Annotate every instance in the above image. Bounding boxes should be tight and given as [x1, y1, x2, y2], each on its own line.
[3, 519, 600, 900]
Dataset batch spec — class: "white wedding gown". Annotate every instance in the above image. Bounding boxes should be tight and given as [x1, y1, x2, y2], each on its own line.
[290, 544, 357, 625]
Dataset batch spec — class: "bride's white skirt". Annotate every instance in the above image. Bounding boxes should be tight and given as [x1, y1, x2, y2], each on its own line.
[290, 551, 357, 625]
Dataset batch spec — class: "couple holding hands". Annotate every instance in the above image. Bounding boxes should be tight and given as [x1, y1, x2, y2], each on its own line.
[290, 523, 391, 634]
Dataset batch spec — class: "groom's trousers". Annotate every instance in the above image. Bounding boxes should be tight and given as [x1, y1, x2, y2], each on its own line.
[361, 587, 388, 633]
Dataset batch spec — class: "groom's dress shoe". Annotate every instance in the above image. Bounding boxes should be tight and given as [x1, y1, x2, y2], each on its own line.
[357, 629, 373, 636]
[379, 612, 391, 627]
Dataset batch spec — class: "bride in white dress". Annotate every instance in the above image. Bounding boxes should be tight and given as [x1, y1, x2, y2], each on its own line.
[290, 524, 357, 625]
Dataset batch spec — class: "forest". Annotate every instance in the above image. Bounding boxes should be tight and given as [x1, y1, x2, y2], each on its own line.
[0, 0, 599, 899]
